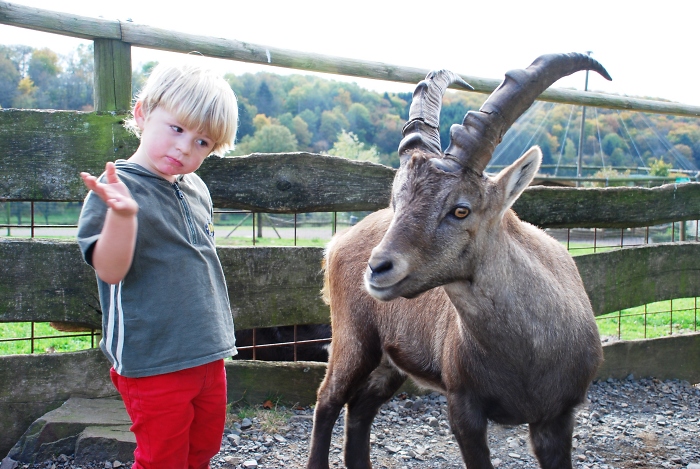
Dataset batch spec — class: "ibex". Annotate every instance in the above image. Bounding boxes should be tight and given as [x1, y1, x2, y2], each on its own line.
[307, 53, 611, 469]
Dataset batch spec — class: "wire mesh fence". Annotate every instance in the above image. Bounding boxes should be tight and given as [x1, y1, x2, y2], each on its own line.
[1, 200, 698, 357]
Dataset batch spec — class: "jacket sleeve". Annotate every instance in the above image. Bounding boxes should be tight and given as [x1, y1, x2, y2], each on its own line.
[76, 190, 108, 267]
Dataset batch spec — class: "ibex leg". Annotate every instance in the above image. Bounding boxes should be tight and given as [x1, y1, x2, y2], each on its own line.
[529, 408, 575, 469]
[343, 359, 406, 469]
[307, 339, 382, 469]
[446, 393, 493, 469]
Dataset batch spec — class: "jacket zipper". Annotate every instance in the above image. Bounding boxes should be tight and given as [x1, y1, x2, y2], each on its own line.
[173, 182, 197, 244]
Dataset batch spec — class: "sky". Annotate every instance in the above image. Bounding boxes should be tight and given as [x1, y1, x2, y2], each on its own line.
[1, 0, 699, 106]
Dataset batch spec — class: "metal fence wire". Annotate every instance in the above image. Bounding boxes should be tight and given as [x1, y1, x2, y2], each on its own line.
[0, 201, 699, 357]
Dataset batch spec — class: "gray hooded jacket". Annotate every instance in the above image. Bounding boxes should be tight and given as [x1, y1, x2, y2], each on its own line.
[77, 160, 237, 377]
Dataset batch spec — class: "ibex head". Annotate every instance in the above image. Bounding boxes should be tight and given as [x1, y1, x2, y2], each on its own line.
[365, 53, 611, 301]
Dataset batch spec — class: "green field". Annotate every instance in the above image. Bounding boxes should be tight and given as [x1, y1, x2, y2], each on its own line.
[216, 236, 329, 247]
[596, 297, 699, 341]
[0, 322, 97, 355]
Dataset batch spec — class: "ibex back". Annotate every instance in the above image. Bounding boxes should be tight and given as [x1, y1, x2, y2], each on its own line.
[307, 53, 611, 469]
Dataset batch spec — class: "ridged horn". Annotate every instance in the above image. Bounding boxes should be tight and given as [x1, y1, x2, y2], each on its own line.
[398, 70, 473, 161]
[444, 52, 612, 175]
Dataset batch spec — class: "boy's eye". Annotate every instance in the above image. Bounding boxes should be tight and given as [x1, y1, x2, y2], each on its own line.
[197, 139, 210, 148]
[170, 125, 183, 133]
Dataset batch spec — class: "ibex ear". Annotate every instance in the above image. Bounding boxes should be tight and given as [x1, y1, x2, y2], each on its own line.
[494, 146, 542, 214]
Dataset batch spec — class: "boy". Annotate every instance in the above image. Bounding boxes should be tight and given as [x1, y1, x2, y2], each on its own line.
[77, 61, 238, 469]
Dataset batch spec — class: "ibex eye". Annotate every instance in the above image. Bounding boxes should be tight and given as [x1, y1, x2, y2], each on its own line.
[453, 207, 470, 219]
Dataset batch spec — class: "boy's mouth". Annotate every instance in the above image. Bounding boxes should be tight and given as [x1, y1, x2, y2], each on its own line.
[165, 156, 182, 167]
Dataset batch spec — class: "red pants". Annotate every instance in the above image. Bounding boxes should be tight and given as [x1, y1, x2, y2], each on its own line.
[110, 360, 227, 469]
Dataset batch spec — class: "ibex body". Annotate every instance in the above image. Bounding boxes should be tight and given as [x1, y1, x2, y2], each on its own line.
[307, 53, 611, 469]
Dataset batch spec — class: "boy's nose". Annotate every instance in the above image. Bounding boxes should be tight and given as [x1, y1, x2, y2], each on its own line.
[176, 139, 192, 155]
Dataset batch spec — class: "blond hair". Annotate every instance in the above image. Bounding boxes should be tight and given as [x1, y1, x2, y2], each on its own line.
[125, 61, 238, 155]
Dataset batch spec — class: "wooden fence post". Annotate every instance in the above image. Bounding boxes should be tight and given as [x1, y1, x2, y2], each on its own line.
[93, 38, 132, 112]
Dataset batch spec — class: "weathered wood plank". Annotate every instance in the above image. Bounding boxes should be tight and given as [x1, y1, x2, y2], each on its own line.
[0, 110, 395, 210]
[2, 1, 700, 116]
[219, 246, 328, 329]
[3, 111, 700, 224]
[514, 183, 700, 228]
[199, 152, 394, 212]
[0, 1, 121, 40]
[0, 239, 102, 326]
[0, 239, 327, 329]
[93, 39, 132, 112]
[575, 242, 700, 315]
[0, 110, 136, 200]
[2, 240, 698, 326]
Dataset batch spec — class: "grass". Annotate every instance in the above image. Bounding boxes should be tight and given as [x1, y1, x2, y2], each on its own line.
[0, 322, 97, 355]
[216, 236, 329, 247]
[226, 401, 295, 434]
[565, 244, 619, 256]
[597, 297, 699, 341]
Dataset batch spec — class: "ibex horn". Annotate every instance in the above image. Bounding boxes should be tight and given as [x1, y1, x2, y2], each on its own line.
[398, 70, 473, 163]
[444, 52, 612, 175]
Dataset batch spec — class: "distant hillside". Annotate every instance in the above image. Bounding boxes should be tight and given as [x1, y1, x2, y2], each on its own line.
[2, 43, 698, 171]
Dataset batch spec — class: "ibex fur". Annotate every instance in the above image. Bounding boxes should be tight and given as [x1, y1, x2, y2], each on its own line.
[307, 53, 612, 469]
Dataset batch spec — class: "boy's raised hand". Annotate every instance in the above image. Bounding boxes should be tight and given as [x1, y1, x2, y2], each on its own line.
[80, 162, 138, 216]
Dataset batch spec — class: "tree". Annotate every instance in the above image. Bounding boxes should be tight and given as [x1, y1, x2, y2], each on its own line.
[286, 80, 332, 114]
[12, 77, 37, 108]
[26, 48, 63, 109]
[0, 54, 20, 107]
[28, 48, 61, 88]
[61, 43, 94, 110]
[373, 114, 403, 157]
[649, 158, 672, 177]
[328, 130, 379, 163]
[255, 81, 279, 117]
[240, 124, 298, 153]
[253, 114, 272, 130]
[236, 102, 257, 139]
[333, 88, 352, 112]
[318, 109, 349, 144]
[132, 61, 158, 97]
[298, 109, 319, 136]
[4, 45, 33, 78]
[346, 103, 373, 142]
[602, 133, 625, 156]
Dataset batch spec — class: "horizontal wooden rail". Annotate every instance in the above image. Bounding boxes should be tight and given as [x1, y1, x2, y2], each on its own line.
[515, 183, 700, 228]
[1, 2, 700, 117]
[2, 110, 700, 226]
[0, 240, 328, 330]
[2, 240, 699, 329]
[575, 242, 700, 314]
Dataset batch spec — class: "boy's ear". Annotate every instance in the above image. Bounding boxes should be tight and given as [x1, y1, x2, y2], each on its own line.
[133, 101, 146, 130]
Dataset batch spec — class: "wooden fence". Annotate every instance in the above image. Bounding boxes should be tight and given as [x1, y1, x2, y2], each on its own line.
[1, 1, 700, 457]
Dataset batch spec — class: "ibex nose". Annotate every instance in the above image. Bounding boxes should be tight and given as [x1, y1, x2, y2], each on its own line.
[368, 258, 393, 275]
[365, 248, 409, 299]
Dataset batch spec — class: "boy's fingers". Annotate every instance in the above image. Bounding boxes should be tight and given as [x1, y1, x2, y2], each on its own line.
[105, 162, 119, 184]
[80, 173, 98, 190]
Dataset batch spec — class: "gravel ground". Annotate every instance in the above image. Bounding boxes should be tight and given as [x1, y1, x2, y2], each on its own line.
[17, 377, 700, 469]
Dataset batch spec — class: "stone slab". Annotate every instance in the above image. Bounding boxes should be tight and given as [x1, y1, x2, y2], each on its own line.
[8, 398, 131, 463]
[75, 425, 135, 464]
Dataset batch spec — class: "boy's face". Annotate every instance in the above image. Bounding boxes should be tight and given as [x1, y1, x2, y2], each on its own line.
[129, 102, 214, 182]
